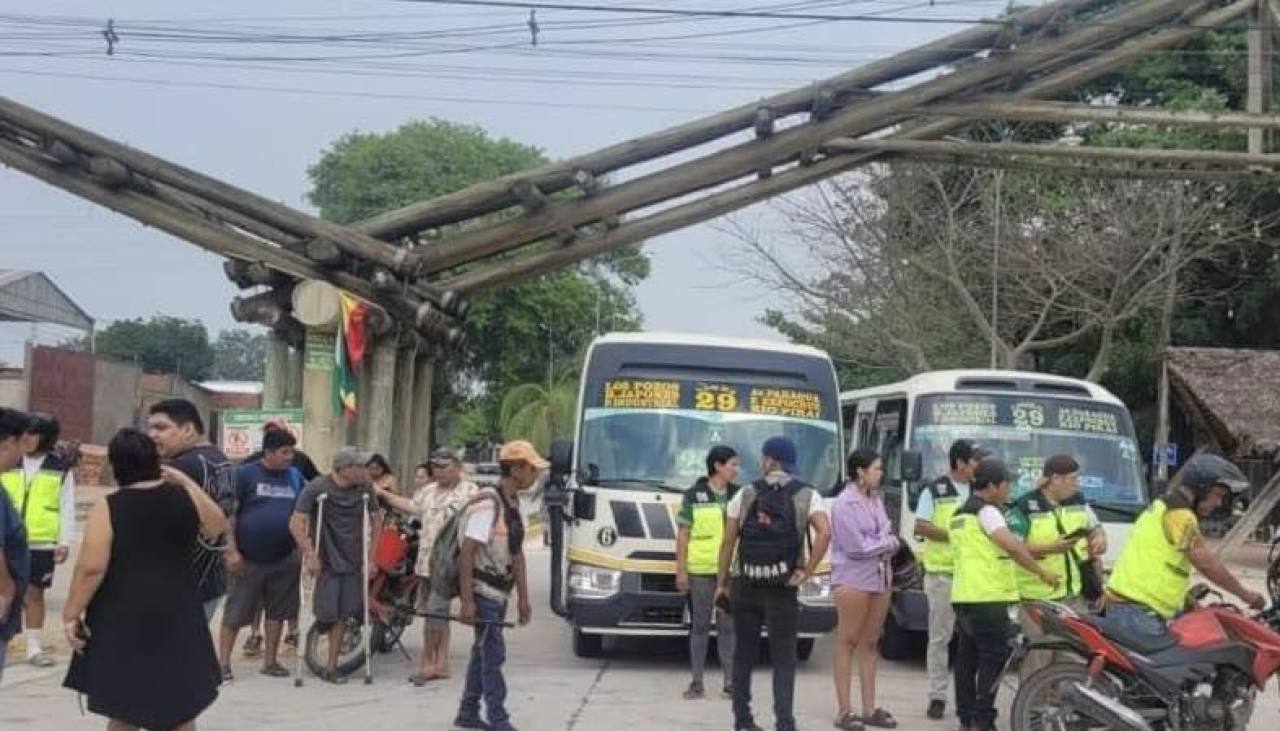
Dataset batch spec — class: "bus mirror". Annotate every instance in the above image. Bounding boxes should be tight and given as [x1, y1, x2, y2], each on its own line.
[900, 450, 923, 483]
[550, 439, 573, 479]
[573, 490, 597, 521]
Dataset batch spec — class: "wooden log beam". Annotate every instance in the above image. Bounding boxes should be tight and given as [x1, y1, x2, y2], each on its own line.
[0, 93, 415, 276]
[923, 99, 1280, 130]
[407, 0, 1199, 277]
[443, 0, 1257, 294]
[0, 137, 434, 334]
[822, 137, 1280, 168]
[896, 153, 1280, 182]
[351, 0, 1112, 239]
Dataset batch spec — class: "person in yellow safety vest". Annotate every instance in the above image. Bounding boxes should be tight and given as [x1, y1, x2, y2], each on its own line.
[913, 438, 986, 721]
[950, 458, 1058, 731]
[1105, 454, 1265, 643]
[676, 445, 741, 701]
[0, 413, 75, 668]
[1005, 454, 1107, 681]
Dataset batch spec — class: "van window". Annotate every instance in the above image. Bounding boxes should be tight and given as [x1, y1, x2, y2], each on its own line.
[871, 398, 907, 527]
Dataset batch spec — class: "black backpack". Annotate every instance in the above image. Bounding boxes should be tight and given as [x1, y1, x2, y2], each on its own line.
[737, 479, 806, 586]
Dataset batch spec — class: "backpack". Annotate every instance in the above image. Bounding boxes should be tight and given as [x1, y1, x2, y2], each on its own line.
[427, 489, 503, 601]
[737, 479, 807, 586]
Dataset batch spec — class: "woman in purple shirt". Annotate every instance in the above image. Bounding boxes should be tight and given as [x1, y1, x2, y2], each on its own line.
[831, 448, 899, 730]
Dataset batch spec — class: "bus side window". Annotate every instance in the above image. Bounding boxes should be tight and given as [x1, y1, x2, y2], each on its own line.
[873, 398, 907, 529]
[855, 411, 874, 449]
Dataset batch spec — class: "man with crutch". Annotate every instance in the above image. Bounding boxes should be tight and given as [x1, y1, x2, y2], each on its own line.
[290, 446, 380, 684]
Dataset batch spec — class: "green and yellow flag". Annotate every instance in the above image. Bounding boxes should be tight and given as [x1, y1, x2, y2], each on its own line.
[334, 292, 368, 421]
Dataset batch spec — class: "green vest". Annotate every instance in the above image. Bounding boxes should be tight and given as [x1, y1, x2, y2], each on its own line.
[2, 455, 68, 544]
[920, 476, 966, 574]
[1107, 499, 1192, 619]
[1013, 490, 1091, 601]
[950, 496, 1019, 604]
[687, 481, 732, 575]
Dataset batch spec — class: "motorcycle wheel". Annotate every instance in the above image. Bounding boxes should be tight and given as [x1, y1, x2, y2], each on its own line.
[304, 618, 367, 678]
[1010, 662, 1125, 731]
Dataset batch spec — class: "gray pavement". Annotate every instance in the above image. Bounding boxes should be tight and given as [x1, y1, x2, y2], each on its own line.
[5, 531, 1280, 730]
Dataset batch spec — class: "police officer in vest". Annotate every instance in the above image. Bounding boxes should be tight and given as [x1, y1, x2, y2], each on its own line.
[1106, 455, 1264, 640]
[950, 458, 1057, 731]
[1005, 455, 1106, 680]
[675, 445, 740, 700]
[0, 413, 75, 667]
[914, 439, 984, 720]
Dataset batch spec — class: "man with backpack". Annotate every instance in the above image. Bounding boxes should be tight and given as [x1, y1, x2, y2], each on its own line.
[715, 436, 832, 731]
[148, 398, 233, 622]
[447, 440, 544, 731]
[217, 427, 305, 681]
[913, 439, 985, 721]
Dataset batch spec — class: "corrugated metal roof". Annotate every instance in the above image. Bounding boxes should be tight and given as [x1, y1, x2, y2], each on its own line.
[0, 269, 93, 331]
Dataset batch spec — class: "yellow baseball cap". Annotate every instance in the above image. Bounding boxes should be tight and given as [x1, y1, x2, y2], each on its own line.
[498, 440, 549, 469]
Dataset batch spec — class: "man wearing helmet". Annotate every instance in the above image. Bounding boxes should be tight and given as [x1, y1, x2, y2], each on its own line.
[1107, 455, 1265, 633]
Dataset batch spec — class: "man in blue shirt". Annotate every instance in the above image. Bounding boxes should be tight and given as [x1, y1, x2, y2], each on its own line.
[0, 407, 32, 683]
[218, 428, 304, 680]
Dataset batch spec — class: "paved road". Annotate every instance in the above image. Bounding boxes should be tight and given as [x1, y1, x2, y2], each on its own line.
[5, 538, 1280, 730]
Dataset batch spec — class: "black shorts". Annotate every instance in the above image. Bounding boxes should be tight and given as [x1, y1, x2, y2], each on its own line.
[222, 554, 301, 629]
[29, 549, 56, 589]
[313, 572, 365, 626]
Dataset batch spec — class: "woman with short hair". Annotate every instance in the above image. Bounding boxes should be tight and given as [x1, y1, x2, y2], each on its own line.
[62, 428, 228, 731]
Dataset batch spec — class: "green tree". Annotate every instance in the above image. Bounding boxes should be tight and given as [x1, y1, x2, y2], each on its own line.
[209, 329, 268, 381]
[307, 118, 648, 439]
[498, 381, 578, 455]
[94, 316, 214, 380]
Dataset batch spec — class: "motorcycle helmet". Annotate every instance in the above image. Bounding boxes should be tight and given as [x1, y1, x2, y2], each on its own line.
[1180, 454, 1250, 503]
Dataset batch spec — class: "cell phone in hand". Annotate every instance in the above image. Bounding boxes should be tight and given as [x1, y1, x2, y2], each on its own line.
[715, 592, 732, 614]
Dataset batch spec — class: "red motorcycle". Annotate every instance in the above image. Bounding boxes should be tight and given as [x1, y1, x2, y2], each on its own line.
[1009, 587, 1280, 731]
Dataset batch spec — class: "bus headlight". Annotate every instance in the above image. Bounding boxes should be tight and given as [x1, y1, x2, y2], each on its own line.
[798, 572, 833, 606]
[568, 563, 622, 599]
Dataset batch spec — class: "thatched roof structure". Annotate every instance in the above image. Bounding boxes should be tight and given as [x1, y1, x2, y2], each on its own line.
[1167, 347, 1280, 457]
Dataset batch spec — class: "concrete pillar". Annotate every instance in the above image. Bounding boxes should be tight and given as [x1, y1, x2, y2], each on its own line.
[285, 345, 304, 408]
[390, 339, 417, 488]
[262, 334, 289, 409]
[409, 352, 435, 467]
[302, 330, 337, 471]
[366, 334, 397, 460]
[355, 352, 374, 447]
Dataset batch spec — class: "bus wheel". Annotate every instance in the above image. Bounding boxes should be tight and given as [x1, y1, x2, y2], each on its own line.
[573, 628, 604, 659]
[797, 638, 815, 662]
[878, 613, 923, 660]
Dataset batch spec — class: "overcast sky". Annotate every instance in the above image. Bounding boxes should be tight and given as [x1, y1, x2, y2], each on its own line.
[0, 0, 1003, 363]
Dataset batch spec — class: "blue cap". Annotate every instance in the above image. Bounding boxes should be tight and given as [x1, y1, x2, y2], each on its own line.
[762, 436, 798, 472]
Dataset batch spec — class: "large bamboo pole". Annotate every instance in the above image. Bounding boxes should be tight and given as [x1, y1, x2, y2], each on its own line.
[924, 99, 1280, 130]
[442, 0, 1255, 293]
[0, 94, 414, 275]
[822, 137, 1280, 167]
[408, 0, 1198, 276]
[352, 0, 1113, 240]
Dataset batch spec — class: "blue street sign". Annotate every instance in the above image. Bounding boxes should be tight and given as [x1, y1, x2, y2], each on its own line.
[1152, 442, 1179, 466]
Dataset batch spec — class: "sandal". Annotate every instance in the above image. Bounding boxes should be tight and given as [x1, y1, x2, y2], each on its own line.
[408, 674, 435, 687]
[861, 709, 898, 729]
[321, 669, 348, 685]
[833, 712, 864, 730]
[260, 662, 291, 678]
[220, 666, 234, 682]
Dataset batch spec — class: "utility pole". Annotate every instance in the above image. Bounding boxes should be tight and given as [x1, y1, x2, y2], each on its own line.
[989, 169, 1003, 369]
[1248, 0, 1273, 156]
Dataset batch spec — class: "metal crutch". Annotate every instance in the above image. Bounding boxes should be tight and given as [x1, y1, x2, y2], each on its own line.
[362, 492, 373, 685]
[295, 492, 326, 688]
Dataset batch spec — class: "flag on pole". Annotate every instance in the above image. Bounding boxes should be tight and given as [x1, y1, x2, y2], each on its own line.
[334, 292, 368, 421]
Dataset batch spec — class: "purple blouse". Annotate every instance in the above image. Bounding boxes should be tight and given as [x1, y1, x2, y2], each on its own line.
[831, 481, 899, 592]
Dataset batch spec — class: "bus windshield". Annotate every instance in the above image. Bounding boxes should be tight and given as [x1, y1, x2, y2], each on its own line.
[579, 408, 842, 493]
[911, 393, 1146, 515]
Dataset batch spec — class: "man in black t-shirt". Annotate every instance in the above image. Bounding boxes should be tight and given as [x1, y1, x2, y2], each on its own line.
[148, 399, 232, 622]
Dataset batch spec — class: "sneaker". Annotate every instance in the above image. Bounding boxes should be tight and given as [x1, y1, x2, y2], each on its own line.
[284, 631, 299, 649]
[27, 652, 56, 668]
[926, 700, 946, 721]
[453, 716, 490, 730]
[242, 634, 263, 658]
[683, 681, 706, 700]
[721, 684, 734, 699]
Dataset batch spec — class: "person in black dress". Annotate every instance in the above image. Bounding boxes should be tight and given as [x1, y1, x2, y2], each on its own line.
[62, 428, 228, 731]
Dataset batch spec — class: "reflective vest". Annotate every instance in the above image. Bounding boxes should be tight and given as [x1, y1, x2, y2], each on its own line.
[1013, 490, 1092, 601]
[1107, 499, 1191, 619]
[950, 496, 1018, 604]
[1, 455, 69, 544]
[920, 476, 967, 574]
[686, 479, 734, 575]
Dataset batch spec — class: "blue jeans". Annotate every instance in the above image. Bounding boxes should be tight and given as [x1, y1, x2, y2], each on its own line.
[459, 595, 510, 728]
